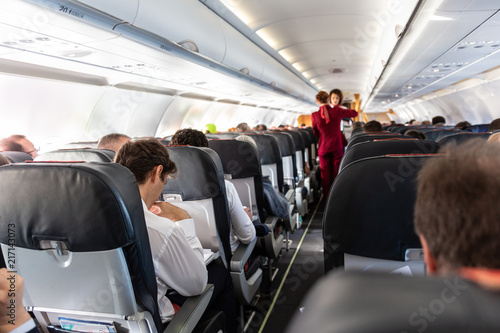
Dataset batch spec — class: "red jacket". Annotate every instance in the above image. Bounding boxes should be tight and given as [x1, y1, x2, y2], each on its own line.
[312, 105, 358, 156]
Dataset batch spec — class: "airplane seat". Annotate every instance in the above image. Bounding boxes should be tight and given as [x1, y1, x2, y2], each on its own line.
[464, 124, 490, 133]
[339, 139, 441, 172]
[436, 132, 491, 146]
[0, 162, 215, 333]
[208, 139, 284, 262]
[35, 148, 115, 162]
[422, 128, 462, 141]
[1, 151, 33, 163]
[295, 129, 319, 204]
[323, 154, 439, 276]
[285, 130, 309, 215]
[161, 146, 263, 314]
[286, 270, 500, 333]
[247, 134, 284, 193]
[345, 133, 404, 150]
[63, 141, 98, 149]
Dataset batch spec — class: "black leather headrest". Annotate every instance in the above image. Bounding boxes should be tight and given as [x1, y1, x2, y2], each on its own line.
[287, 271, 500, 333]
[340, 140, 440, 171]
[324, 155, 438, 271]
[246, 134, 281, 165]
[1, 151, 33, 163]
[163, 146, 226, 200]
[437, 132, 491, 146]
[36, 148, 115, 162]
[0, 162, 142, 251]
[286, 131, 305, 151]
[296, 129, 312, 147]
[424, 129, 462, 142]
[346, 133, 404, 149]
[208, 140, 262, 179]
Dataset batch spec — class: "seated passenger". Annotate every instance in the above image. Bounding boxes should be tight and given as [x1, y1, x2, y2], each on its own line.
[115, 139, 207, 323]
[488, 132, 500, 143]
[235, 122, 251, 132]
[0, 135, 38, 158]
[254, 124, 267, 131]
[454, 121, 471, 130]
[0, 268, 38, 333]
[421, 120, 431, 125]
[169, 129, 258, 251]
[287, 140, 500, 332]
[489, 118, 500, 132]
[362, 120, 383, 133]
[405, 129, 426, 140]
[432, 115, 446, 126]
[97, 133, 131, 152]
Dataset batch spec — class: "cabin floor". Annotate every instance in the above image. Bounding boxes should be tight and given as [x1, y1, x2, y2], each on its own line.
[244, 199, 326, 333]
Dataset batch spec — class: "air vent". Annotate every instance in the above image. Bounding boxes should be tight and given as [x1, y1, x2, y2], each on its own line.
[329, 68, 347, 74]
[178, 40, 199, 53]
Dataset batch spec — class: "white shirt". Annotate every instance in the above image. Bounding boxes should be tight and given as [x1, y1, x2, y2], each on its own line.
[224, 180, 256, 252]
[142, 200, 207, 323]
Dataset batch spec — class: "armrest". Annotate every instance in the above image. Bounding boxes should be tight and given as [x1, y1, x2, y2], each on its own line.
[164, 284, 214, 333]
[285, 189, 295, 204]
[264, 215, 279, 229]
[230, 237, 257, 273]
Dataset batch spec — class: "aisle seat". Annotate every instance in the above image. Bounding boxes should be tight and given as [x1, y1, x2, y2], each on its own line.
[1, 151, 33, 163]
[345, 133, 404, 150]
[437, 132, 491, 145]
[35, 148, 115, 162]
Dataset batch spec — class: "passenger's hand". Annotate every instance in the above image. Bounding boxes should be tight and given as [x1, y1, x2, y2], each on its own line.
[151, 202, 191, 221]
[243, 206, 253, 220]
[0, 268, 32, 332]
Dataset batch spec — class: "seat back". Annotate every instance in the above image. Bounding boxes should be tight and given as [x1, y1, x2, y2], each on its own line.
[324, 154, 439, 275]
[437, 132, 491, 146]
[0, 151, 33, 163]
[422, 128, 462, 141]
[162, 146, 232, 266]
[247, 134, 284, 193]
[0, 162, 162, 332]
[340, 139, 440, 172]
[265, 132, 297, 188]
[345, 133, 404, 150]
[286, 130, 306, 180]
[36, 148, 115, 162]
[464, 124, 490, 133]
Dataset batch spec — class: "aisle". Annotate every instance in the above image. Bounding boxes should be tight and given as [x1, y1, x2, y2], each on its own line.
[246, 200, 326, 333]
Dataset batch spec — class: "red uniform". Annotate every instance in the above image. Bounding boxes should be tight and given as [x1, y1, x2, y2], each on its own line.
[312, 104, 358, 200]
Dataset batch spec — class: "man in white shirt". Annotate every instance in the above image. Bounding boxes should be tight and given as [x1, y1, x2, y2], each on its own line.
[114, 139, 208, 323]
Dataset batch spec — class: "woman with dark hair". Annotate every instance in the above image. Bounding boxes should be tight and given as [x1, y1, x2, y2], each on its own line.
[312, 90, 358, 201]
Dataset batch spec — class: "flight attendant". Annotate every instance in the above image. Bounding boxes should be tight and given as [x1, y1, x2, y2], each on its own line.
[312, 90, 358, 201]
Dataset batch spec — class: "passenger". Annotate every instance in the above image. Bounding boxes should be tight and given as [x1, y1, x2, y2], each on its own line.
[488, 118, 500, 132]
[454, 121, 471, 130]
[421, 120, 431, 125]
[205, 123, 217, 134]
[487, 132, 500, 143]
[235, 122, 251, 132]
[0, 135, 38, 158]
[0, 268, 37, 333]
[0, 154, 9, 167]
[97, 133, 131, 152]
[362, 120, 383, 133]
[254, 124, 267, 131]
[405, 129, 426, 140]
[169, 128, 257, 251]
[114, 139, 234, 329]
[349, 121, 365, 139]
[313, 90, 358, 201]
[431, 115, 446, 126]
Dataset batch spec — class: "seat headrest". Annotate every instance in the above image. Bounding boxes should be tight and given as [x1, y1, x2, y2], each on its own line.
[265, 132, 295, 157]
[208, 140, 262, 179]
[247, 134, 281, 165]
[286, 131, 305, 151]
[1, 151, 33, 163]
[36, 148, 115, 162]
[163, 146, 226, 200]
[0, 162, 144, 251]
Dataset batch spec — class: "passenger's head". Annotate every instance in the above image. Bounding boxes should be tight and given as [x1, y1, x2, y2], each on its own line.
[352, 121, 365, 130]
[487, 132, 500, 143]
[421, 120, 431, 125]
[170, 128, 208, 147]
[114, 138, 177, 186]
[432, 116, 446, 125]
[235, 122, 251, 132]
[405, 130, 426, 140]
[254, 124, 267, 131]
[489, 118, 500, 132]
[0, 153, 9, 167]
[363, 120, 383, 133]
[329, 89, 343, 106]
[97, 133, 131, 152]
[0, 135, 38, 158]
[414, 140, 500, 274]
[455, 121, 471, 130]
[315, 91, 329, 104]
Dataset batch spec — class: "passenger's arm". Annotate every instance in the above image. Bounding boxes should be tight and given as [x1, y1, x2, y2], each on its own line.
[152, 228, 208, 296]
[152, 202, 191, 221]
[225, 182, 256, 245]
[0, 269, 34, 333]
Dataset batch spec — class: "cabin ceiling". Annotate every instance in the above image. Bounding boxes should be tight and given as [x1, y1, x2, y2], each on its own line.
[203, 0, 500, 114]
